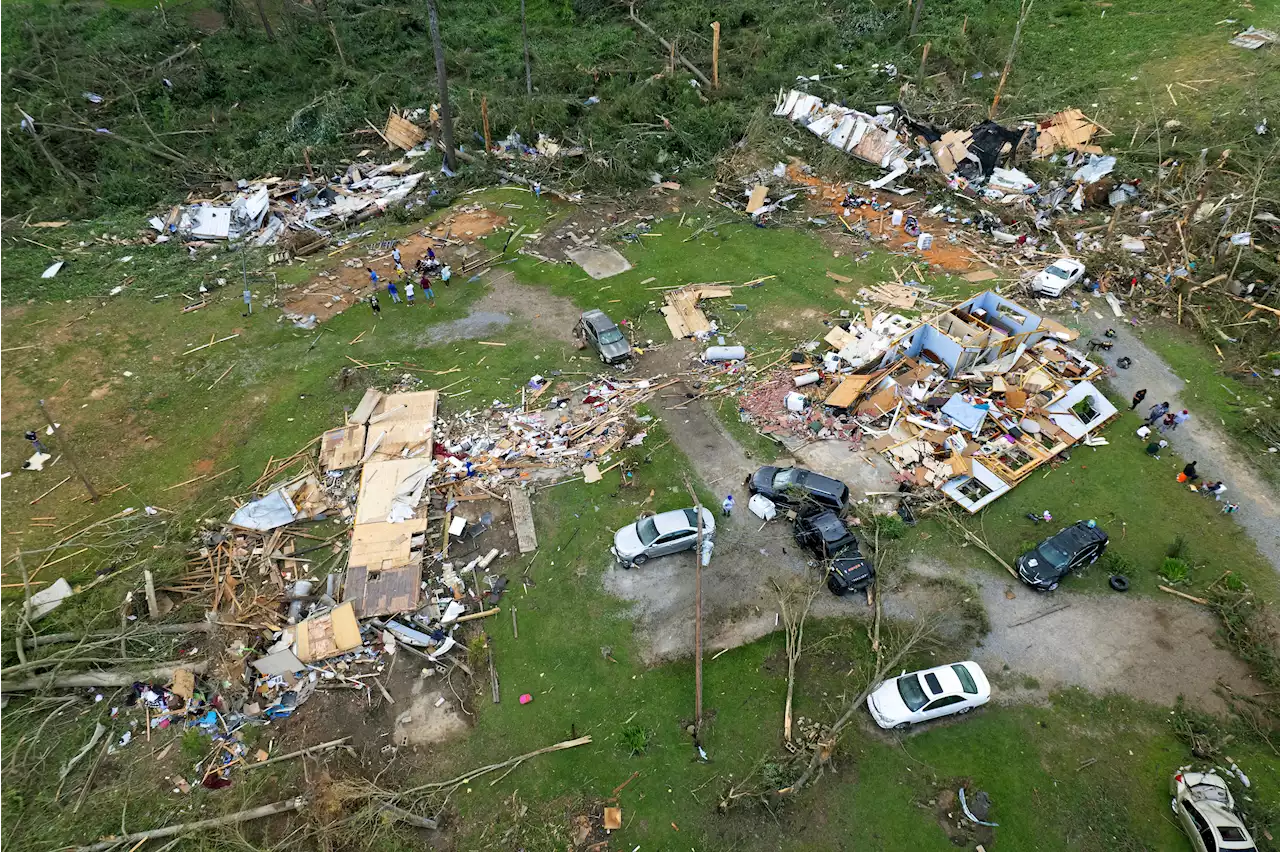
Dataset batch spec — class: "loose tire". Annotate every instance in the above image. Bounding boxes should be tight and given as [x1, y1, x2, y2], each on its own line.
[1109, 574, 1130, 592]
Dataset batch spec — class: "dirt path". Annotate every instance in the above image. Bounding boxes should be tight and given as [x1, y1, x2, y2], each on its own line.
[1093, 322, 1280, 571]
[905, 555, 1257, 715]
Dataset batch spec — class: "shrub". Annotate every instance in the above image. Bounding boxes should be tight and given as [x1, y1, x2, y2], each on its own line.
[868, 513, 907, 540]
[1161, 557, 1191, 585]
[619, 724, 651, 756]
[1168, 535, 1189, 560]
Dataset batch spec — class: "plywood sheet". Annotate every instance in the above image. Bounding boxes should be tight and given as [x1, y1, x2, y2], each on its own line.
[350, 388, 383, 425]
[348, 518, 429, 571]
[295, 602, 362, 663]
[825, 375, 873, 409]
[746, 185, 768, 213]
[384, 113, 427, 151]
[320, 424, 367, 471]
[355, 458, 432, 524]
[367, 390, 437, 459]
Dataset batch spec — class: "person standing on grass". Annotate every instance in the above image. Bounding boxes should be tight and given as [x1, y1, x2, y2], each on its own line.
[369, 293, 381, 317]
[1146, 401, 1169, 426]
[392, 246, 403, 272]
[421, 275, 437, 307]
[1173, 409, 1191, 430]
[441, 264, 452, 286]
[722, 494, 734, 517]
[1130, 388, 1147, 410]
[405, 279, 415, 305]
[387, 278, 401, 304]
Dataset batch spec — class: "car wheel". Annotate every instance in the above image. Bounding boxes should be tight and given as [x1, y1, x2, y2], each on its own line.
[828, 579, 846, 597]
[894, 722, 910, 731]
[959, 707, 972, 715]
[1047, 581, 1059, 592]
[631, 553, 647, 566]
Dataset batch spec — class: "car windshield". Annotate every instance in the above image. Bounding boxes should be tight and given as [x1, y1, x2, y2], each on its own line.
[952, 664, 978, 694]
[636, 517, 659, 546]
[1046, 265, 1071, 279]
[1038, 539, 1072, 568]
[773, 469, 799, 488]
[897, 674, 928, 711]
[1219, 827, 1248, 842]
[597, 327, 624, 345]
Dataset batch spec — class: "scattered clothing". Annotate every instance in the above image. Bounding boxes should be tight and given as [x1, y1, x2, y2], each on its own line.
[1129, 389, 1147, 410]
[1222, 503, 1240, 515]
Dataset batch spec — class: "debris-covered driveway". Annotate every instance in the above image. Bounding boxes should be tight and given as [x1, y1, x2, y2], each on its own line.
[1095, 322, 1280, 571]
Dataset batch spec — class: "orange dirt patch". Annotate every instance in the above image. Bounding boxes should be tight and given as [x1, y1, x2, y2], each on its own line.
[193, 459, 216, 475]
[786, 163, 975, 273]
[281, 209, 508, 326]
[430, 208, 509, 241]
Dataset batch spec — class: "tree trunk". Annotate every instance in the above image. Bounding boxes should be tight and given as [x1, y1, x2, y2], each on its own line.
[1, 660, 207, 692]
[521, 0, 532, 96]
[909, 0, 924, 37]
[254, 0, 276, 40]
[311, 0, 345, 66]
[74, 798, 304, 852]
[427, 0, 456, 172]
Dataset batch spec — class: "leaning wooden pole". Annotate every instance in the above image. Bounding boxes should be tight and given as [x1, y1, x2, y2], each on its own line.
[711, 21, 720, 89]
[989, 0, 1033, 119]
[426, 0, 456, 172]
[682, 475, 704, 735]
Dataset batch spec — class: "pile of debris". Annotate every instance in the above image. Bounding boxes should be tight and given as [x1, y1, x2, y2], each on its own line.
[146, 162, 428, 254]
[734, 290, 1116, 512]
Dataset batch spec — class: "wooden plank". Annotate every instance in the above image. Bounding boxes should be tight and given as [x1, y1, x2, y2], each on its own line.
[746, 185, 768, 213]
[508, 486, 538, 554]
[349, 388, 383, 425]
[826, 270, 852, 283]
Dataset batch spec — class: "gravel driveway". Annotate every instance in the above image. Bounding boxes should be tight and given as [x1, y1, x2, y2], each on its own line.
[1092, 321, 1280, 571]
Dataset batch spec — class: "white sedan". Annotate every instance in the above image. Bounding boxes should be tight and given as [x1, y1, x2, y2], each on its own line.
[866, 661, 990, 729]
[1171, 769, 1258, 852]
[1030, 258, 1086, 297]
[612, 507, 715, 568]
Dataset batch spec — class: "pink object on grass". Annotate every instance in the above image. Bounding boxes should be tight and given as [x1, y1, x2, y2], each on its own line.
[519, 693, 533, 705]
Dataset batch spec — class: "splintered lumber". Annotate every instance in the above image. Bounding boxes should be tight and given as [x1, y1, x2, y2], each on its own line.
[23, 621, 213, 647]
[243, 737, 352, 771]
[73, 797, 305, 852]
[508, 486, 537, 553]
[2, 660, 208, 692]
[457, 607, 500, 623]
[181, 334, 239, 356]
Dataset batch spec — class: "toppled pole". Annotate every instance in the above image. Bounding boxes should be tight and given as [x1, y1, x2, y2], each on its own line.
[628, 4, 712, 87]
[2, 660, 208, 692]
[73, 797, 305, 852]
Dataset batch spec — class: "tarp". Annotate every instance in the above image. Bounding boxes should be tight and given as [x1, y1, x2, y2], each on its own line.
[940, 394, 990, 434]
[228, 489, 298, 531]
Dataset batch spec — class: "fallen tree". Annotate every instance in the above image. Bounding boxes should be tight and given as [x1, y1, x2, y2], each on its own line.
[1, 660, 208, 692]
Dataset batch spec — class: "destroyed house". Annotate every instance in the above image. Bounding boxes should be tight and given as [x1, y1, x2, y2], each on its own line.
[835, 291, 1116, 513]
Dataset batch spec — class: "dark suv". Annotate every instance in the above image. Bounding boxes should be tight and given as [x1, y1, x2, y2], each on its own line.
[749, 466, 850, 515]
[1016, 520, 1108, 591]
[578, 309, 631, 365]
[794, 510, 875, 596]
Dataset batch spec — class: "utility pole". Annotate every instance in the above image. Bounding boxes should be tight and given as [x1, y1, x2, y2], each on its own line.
[521, 0, 533, 96]
[682, 475, 704, 738]
[37, 400, 98, 503]
[427, 0, 456, 172]
[989, 0, 1033, 119]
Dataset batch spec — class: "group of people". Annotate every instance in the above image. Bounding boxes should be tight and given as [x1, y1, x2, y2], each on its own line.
[1131, 389, 1240, 514]
[365, 246, 452, 316]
